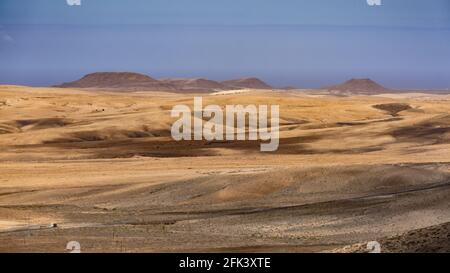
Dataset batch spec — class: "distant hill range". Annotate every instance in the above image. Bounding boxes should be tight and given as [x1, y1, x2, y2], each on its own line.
[55, 72, 273, 93]
[325, 78, 389, 95]
[160, 78, 226, 93]
[221, 78, 273, 90]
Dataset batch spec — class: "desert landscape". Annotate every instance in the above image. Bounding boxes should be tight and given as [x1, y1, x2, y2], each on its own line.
[0, 73, 449, 253]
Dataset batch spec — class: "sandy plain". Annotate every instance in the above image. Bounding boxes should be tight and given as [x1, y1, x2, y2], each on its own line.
[0, 85, 449, 252]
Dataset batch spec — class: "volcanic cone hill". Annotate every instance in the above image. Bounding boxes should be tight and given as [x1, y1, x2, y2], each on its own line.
[326, 78, 389, 95]
[221, 77, 273, 90]
[161, 78, 226, 92]
[55, 72, 176, 91]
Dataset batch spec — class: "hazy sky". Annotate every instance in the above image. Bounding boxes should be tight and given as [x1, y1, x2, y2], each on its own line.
[0, 0, 449, 89]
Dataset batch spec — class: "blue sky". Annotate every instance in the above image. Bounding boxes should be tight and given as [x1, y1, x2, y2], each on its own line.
[0, 0, 449, 89]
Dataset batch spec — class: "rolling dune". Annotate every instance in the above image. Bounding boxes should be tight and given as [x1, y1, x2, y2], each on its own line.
[0, 85, 449, 252]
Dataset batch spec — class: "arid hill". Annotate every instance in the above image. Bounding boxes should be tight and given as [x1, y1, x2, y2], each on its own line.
[326, 78, 388, 95]
[221, 77, 272, 89]
[55, 73, 274, 93]
[55, 72, 176, 91]
[161, 78, 226, 92]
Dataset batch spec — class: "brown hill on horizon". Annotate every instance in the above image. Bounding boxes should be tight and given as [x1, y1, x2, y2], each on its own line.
[326, 78, 389, 95]
[55, 72, 274, 93]
[221, 77, 273, 90]
[161, 78, 226, 92]
[55, 72, 177, 91]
